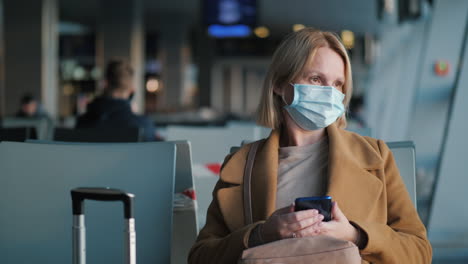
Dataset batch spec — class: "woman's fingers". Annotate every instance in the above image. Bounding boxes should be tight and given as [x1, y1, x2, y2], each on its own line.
[274, 211, 324, 239]
[264, 207, 328, 241]
[269, 202, 357, 241]
[286, 213, 323, 231]
[272, 203, 295, 216]
[282, 209, 318, 224]
[262, 204, 297, 242]
[294, 221, 323, 238]
[315, 202, 359, 242]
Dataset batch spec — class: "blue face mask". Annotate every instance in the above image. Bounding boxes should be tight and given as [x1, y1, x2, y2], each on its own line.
[284, 84, 345, 130]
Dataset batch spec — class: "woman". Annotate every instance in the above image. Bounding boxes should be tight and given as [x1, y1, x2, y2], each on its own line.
[189, 28, 432, 263]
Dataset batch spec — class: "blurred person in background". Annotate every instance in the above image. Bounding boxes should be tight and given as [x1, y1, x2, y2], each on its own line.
[16, 94, 49, 118]
[189, 28, 431, 264]
[76, 60, 162, 141]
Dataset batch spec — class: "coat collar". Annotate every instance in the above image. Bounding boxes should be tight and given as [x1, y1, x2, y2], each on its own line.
[218, 123, 384, 228]
[325, 123, 383, 221]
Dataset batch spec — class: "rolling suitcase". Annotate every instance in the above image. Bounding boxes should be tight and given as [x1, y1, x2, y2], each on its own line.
[71, 187, 136, 264]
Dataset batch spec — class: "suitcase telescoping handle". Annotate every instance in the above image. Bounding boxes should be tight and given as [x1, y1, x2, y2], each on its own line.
[71, 187, 136, 264]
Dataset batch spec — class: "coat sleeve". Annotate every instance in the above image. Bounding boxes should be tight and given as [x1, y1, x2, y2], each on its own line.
[352, 140, 432, 263]
[188, 180, 262, 264]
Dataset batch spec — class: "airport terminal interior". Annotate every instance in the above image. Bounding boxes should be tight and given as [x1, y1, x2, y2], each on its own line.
[0, 0, 467, 263]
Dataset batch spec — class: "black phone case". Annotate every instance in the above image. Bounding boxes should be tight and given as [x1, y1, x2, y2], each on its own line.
[294, 199, 332, 221]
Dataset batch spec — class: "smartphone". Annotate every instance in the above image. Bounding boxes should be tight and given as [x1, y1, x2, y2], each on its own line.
[294, 196, 332, 221]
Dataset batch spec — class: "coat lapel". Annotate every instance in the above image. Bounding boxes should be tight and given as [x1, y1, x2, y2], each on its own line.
[217, 144, 249, 231]
[326, 124, 384, 221]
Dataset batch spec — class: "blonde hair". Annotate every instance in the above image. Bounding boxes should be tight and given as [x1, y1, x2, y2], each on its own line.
[256, 28, 353, 129]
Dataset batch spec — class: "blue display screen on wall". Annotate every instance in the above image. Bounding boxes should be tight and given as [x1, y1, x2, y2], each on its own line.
[203, 0, 257, 25]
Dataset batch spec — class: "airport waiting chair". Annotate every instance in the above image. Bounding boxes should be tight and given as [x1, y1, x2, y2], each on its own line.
[226, 121, 272, 140]
[1, 117, 53, 140]
[53, 127, 143, 142]
[23, 139, 199, 264]
[165, 124, 268, 231]
[0, 127, 37, 141]
[165, 125, 264, 164]
[0, 141, 176, 263]
[170, 140, 199, 264]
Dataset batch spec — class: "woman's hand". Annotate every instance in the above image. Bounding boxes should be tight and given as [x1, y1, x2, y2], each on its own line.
[260, 204, 324, 243]
[318, 202, 359, 244]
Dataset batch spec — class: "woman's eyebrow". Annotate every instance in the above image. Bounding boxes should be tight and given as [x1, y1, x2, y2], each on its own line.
[335, 77, 345, 83]
[302, 70, 322, 77]
[303, 70, 343, 82]
[316, 70, 344, 82]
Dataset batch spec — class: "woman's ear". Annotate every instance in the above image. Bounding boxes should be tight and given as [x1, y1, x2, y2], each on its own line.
[273, 86, 282, 96]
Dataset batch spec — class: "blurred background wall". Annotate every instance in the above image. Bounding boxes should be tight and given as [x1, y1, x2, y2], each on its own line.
[0, 0, 467, 261]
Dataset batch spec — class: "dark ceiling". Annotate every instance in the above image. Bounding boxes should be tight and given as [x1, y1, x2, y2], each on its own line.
[59, 0, 380, 35]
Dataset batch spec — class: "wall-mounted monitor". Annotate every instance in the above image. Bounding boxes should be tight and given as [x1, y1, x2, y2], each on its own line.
[202, 0, 257, 38]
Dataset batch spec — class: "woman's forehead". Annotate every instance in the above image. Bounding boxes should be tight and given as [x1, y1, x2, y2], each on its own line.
[301, 47, 345, 79]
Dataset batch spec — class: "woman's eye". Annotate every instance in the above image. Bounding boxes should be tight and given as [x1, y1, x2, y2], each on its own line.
[310, 76, 320, 83]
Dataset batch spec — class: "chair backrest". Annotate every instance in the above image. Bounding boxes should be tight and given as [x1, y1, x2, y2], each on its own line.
[166, 125, 265, 164]
[170, 141, 198, 264]
[53, 127, 142, 142]
[26, 139, 195, 194]
[0, 127, 37, 141]
[346, 127, 372, 137]
[387, 141, 417, 208]
[24, 139, 199, 264]
[0, 141, 176, 263]
[171, 140, 195, 193]
[166, 126, 236, 163]
[1, 117, 53, 140]
[226, 121, 272, 140]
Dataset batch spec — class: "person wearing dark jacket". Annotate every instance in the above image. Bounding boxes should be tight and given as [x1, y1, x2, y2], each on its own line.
[76, 60, 160, 141]
[16, 94, 49, 119]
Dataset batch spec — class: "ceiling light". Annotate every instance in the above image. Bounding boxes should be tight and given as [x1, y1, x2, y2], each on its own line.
[293, 24, 305, 32]
[146, 79, 159, 93]
[254, 26, 269, 38]
[341, 30, 355, 49]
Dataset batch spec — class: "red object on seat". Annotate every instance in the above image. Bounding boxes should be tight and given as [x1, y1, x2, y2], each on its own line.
[182, 188, 197, 200]
[206, 163, 222, 175]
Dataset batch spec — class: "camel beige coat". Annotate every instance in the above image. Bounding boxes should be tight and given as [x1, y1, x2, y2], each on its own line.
[188, 123, 432, 264]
